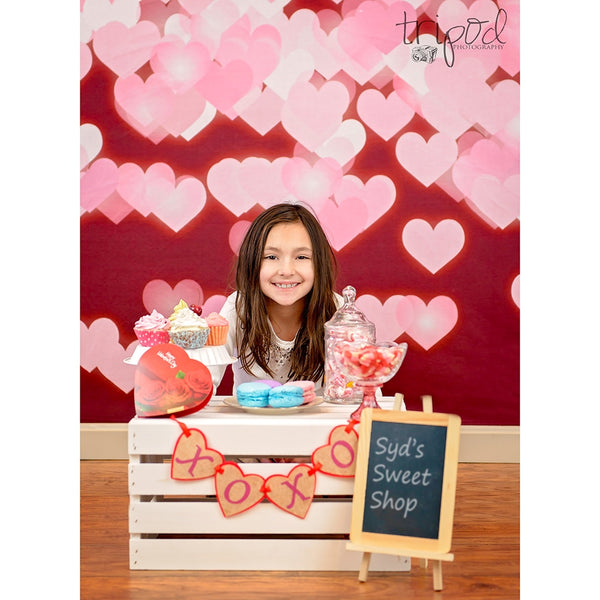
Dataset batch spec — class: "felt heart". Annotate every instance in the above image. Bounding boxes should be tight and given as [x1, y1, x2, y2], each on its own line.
[312, 424, 358, 477]
[171, 428, 224, 480]
[134, 343, 213, 417]
[265, 464, 316, 519]
[215, 462, 266, 517]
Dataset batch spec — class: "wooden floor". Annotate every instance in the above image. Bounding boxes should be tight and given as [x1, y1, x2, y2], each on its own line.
[81, 461, 519, 599]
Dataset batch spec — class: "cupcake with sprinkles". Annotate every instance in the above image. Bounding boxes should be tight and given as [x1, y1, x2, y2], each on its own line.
[168, 301, 209, 349]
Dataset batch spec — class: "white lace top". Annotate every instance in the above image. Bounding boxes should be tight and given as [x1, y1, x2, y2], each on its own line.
[207, 291, 342, 395]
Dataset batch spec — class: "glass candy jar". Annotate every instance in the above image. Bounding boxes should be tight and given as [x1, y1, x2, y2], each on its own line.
[324, 286, 376, 404]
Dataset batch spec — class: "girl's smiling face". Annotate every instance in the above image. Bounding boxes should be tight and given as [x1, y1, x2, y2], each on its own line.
[259, 221, 315, 308]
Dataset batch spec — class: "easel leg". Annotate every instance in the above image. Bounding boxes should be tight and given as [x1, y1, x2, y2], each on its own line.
[358, 552, 372, 582]
[432, 560, 443, 591]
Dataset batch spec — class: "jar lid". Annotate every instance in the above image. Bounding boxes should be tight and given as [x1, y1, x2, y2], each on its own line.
[326, 285, 375, 330]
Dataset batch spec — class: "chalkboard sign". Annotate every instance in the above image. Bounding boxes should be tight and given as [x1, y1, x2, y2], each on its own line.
[350, 408, 461, 555]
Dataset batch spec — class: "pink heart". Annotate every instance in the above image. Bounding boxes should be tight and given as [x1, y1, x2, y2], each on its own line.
[238, 157, 289, 209]
[511, 274, 520, 309]
[239, 87, 284, 135]
[424, 57, 490, 114]
[81, 42, 92, 80]
[403, 296, 459, 351]
[202, 295, 228, 316]
[229, 221, 251, 255]
[80, 318, 136, 393]
[81, 0, 141, 32]
[334, 174, 396, 227]
[356, 89, 414, 141]
[420, 92, 472, 139]
[281, 157, 343, 211]
[160, 87, 208, 137]
[264, 48, 314, 99]
[436, 0, 503, 76]
[316, 119, 366, 167]
[402, 219, 465, 274]
[150, 176, 207, 232]
[196, 60, 254, 115]
[207, 158, 257, 216]
[355, 294, 413, 341]
[80, 158, 119, 212]
[287, 9, 342, 80]
[97, 193, 135, 225]
[281, 80, 349, 151]
[463, 79, 520, 135]
[92, 20, 161, 77]
[80, 123, 102, 170]
[337, 1, 417, 69]
[395, 132, 458, 187]
[114, 73, 175, 136]
[117, 162, 176, 216]
[150, 39, 211, 94]
[317, 196, 368, 251]
[142, 279, 204, 317]
[216, 17, 281, 87]
[468, 174, 519, 229]
[452, 138, 519, 198]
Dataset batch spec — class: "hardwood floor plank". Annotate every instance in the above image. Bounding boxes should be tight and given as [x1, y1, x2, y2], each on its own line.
[81, 461, 519, 599]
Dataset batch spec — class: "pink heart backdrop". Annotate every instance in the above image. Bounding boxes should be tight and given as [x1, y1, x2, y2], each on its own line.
[80, 0, 519, 425]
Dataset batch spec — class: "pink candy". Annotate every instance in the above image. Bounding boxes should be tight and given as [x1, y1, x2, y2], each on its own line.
[334, 344, 405, 380]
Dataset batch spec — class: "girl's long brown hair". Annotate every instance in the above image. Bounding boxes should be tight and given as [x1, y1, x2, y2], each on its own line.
[234, 203, 338, 383]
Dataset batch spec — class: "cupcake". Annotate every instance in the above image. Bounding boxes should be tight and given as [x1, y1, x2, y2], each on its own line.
[134, 309, 171, 347]
[205, 312, 229, 346]
[168, 305, 209, 349]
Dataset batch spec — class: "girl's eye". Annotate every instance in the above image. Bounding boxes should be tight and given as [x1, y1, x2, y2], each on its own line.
[297, 255, 311, 260]
[264, 255, 277, 260]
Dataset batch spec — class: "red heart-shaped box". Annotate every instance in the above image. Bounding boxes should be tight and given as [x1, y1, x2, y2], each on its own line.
[134, 343, 213, 417]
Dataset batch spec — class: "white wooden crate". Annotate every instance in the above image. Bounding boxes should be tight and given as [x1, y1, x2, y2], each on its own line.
[128, 397, 411, 571]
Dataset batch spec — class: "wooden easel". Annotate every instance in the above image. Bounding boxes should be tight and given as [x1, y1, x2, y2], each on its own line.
[347, 394, 456, 591]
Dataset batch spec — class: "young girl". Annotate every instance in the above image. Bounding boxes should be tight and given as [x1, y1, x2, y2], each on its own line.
[208, 203, 342, 395]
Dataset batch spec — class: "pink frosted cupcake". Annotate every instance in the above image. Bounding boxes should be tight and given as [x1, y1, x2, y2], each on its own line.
[205, 312, 229, 346]
[134, 309, 171, 347]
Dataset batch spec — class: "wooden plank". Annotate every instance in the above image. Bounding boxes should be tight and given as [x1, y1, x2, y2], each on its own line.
[129, 416, 361, 456]
[129, 500, 353, 534]
[130, 538, 411, 571]
[129, 462, 355, 496]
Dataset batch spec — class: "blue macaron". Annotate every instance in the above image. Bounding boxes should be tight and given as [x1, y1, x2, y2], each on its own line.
[268, 385, 304, 408]
[236, 382, 271, 407]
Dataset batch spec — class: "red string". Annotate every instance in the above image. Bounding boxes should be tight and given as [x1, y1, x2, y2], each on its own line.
[260, 483, 271, 494]
[345, 418, 360, 433]
[308, 461, 323, 476]
[170, 414, 191, 437]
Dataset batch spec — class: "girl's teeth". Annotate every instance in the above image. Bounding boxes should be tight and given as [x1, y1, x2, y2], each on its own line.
[276, 283, 297, 288]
